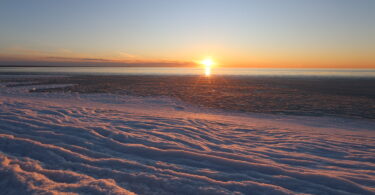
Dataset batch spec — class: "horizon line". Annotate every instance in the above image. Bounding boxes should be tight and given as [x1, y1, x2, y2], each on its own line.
[0, 65, 374, 70]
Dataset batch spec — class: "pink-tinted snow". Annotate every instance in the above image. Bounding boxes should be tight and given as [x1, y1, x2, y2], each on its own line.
[0, 82, 374, 195]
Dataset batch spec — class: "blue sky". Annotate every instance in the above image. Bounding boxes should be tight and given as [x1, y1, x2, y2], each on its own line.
[0, 0, 374, 67]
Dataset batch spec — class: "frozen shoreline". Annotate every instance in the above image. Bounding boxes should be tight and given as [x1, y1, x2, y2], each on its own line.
[0, 82, 374, 194]
[2, 74, 375, 119]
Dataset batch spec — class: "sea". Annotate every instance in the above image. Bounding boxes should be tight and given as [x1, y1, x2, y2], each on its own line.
[0, 67, 375, 78]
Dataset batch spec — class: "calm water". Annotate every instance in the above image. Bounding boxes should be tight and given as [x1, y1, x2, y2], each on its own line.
[1, 67, 375, 77]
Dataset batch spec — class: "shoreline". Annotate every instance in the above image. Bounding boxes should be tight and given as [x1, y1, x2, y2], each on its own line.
[1, 74, 375, 119]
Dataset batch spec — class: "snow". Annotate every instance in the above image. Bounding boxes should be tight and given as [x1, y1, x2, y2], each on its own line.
[0, 81, 374, 195]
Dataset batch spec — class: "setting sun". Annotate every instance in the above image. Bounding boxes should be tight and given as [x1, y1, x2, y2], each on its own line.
[201, 58, 214, 68]
[200, 58, 215, 76]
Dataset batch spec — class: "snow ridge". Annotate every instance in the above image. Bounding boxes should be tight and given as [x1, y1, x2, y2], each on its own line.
[0, 84, 374, 194]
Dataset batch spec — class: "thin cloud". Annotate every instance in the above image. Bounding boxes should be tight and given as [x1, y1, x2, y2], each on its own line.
[0, 46, 197, 67]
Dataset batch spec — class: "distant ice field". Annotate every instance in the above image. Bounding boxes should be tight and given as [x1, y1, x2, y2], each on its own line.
[2, 74, 375, 119]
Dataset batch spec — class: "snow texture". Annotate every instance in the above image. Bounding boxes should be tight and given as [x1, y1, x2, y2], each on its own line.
[0, 81, 374, 195]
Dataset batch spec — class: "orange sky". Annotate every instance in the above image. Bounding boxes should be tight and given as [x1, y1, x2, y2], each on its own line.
[0, 48, 373, 69]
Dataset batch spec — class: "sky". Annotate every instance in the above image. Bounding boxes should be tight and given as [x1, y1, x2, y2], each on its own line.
[0, 0, 374, 68]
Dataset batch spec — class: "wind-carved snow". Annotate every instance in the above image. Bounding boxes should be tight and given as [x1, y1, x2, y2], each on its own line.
[0, 83, 374, 194]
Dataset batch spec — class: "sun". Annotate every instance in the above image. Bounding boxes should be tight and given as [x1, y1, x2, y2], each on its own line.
[201, 58, 214, 68]
[200, 57, 215, 76]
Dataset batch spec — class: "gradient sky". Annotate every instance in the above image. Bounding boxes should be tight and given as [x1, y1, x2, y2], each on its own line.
[0, 0, 374, 68]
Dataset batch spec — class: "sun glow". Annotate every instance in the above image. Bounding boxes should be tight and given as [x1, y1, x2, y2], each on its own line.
[200, 58, 215, 76]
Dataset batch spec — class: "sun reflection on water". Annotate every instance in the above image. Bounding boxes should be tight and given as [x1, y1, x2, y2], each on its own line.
[205, 66, 211, 76]
[200, 58, 215, 77]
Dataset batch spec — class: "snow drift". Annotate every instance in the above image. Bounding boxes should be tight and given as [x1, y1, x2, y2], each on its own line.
[0, 82, 374, 195]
